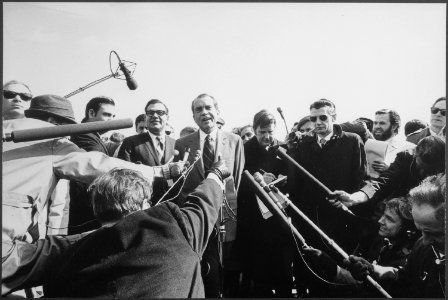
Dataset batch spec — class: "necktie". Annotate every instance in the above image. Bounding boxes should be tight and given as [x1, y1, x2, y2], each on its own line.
[156, 137, 164, 161]
[203, 134, 215, 172]
[320, 138, 326, 147]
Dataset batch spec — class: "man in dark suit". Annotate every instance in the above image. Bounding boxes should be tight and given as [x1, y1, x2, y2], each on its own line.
[236, 110, 293, 297]
[118, 99, 176, 203]
[407, 97, 445, 144]
[174, 93, 244, 297]
[69, 96, 116, 234]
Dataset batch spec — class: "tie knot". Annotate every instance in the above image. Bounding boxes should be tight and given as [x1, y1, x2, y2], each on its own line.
[320, 138, 326, 145]
[206, 135, 212, 142]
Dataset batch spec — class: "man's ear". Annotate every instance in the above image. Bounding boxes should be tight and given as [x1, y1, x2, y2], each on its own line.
[392, 124, 398, 133]
[88, 109, 96, 119]
[332, 114, 337, 122]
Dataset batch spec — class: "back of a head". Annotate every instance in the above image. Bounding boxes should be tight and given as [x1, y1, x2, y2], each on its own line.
[253, 109, 276, 130]
[135, 113, 146, 128]
[109, 132, 125, 143]
[89, 168, 152, 224]
[340, 120, 370, 143]
[25, 94, 77, 125]
[409, 173, 445, 222]
[356, 117, 374, 133]
[405, 119, 428, 136]
[415, 136, 445, 173]
[179, 126, 197, 138]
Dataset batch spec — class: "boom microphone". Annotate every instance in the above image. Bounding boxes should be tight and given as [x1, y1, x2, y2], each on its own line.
[119, 62, 138, 90]
[253, 172, 287, 215]
[3, 118, 133, 143]
[277, 107, 289, 133]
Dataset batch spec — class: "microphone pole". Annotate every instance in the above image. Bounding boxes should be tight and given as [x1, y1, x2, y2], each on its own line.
[243, 171, 308, 248]
[277, 107, 289, 133]
[275, 146, 355, 217]
[270, 185, 392, 299]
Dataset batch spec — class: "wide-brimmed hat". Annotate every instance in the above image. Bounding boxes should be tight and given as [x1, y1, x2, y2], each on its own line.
[25, 94, 77, 124]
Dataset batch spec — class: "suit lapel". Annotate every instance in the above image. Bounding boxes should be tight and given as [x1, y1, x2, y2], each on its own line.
[193, 131, 205, 178]
[215, 130, 227, 162]
[144, 133, 160, 165]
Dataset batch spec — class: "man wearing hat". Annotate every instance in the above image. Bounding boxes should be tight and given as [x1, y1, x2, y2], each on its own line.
[2, 94, 188, 288]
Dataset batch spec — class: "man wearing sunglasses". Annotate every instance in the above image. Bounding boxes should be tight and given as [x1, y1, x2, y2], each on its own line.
[407, 97, 446, 145]
[118, 99, 176, 203]
[287, 99, 367, 254]
[2, 80, 33, 120]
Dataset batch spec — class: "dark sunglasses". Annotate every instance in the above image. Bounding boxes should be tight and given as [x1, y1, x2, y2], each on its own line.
[430, 107, 446, 116]
[146, 110, 167, 117]
[310, 115, 330, 122]
[3, 90, 33, 101]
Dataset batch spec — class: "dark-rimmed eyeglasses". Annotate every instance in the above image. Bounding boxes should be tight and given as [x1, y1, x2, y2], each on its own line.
[3, 90, 33, 101]
[430, 107, 446, 116]
[146, 110, 167, 117]
[310, 115, 329, 122]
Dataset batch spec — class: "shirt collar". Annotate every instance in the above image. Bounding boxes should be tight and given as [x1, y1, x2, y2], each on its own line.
[148, 131, 165, 143]
[317, 131, 333, 142]
[199, 127, 218, 142]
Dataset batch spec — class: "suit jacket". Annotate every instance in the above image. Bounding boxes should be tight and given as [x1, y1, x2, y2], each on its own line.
[118, 132, 176, 166]
[70, 132, 109, 155]
[174, 130, 244, 203]
[43, 179, 224, 298]
[117, 133, 176, 203]
[406, 127, 431, 145]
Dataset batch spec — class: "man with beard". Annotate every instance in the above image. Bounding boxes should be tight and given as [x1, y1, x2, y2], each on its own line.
[407, 97, 446, 144]
[118, 99, 176, 203]
[371, 109, 415, 174]
[236, 110, 292, 297]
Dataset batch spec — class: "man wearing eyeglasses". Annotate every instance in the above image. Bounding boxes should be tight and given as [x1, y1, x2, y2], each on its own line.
[287, 99, 367, 255]
[118, 99, 176, 203]
[2, 80, 33, 120]
[407, 97, 446, 145]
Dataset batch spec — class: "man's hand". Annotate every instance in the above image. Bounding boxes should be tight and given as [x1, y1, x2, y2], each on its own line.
[342, 255, 373, 281]
[329, 190, 355, 208]
[207, 154, 230, 182]
[302, 246, 338, 280]
[263, 172, 276, 184]
[372, 160, 389, 173]
[168, 161, 190, 177]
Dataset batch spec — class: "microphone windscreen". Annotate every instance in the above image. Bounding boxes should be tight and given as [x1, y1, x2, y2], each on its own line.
[12, 118, 133, 143]
[182, 147, 190, 162]
[127, 78, 138, 90]
[277, 107, 283, 113]
[253, 172, 263, 183]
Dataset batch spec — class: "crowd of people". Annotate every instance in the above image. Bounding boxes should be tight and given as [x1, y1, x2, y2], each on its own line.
[2, 79, 446, 298]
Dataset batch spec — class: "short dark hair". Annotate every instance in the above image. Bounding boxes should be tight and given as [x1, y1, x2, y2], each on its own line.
[144, 99, 169, 115]
[253, 110, 276, 131]
[409, 173, 446, 223]
[385, 197, 416, 234]
[191, 94, 219, 113]
[375, 109, 401, 134]
[309, 98, 336, 114]
[135, 113, 146, 128]
[84, 96, 115, 122]
[415, 136, 445, 170]
[404, 119, 428, 136]
[432, 97, 446, 107]
[89, 168, 152, 223]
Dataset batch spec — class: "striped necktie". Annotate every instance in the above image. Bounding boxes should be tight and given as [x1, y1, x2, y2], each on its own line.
[156, 136, 164, 161]
[203, 134, 215, 172]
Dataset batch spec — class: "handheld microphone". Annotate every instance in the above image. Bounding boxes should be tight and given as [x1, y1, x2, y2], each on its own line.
[119, 62, 138, 90]
[253, 172, 288, 215]
[182, 147, 191, 162]
[3, 118, 133, 143]
[277, 107, 289, 133]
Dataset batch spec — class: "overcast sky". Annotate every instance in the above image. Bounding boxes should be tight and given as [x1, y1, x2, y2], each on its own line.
[3, 2, 446, 138]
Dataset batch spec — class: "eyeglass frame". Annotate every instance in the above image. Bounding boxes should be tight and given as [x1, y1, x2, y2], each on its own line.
[430, 107, 446, 116]
[3, 90, 33, 101]
[145, 110, 168, 117]
[310, 114, 334, 122]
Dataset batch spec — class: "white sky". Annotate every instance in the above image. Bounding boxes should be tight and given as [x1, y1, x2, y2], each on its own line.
[3, 2, 446, 139]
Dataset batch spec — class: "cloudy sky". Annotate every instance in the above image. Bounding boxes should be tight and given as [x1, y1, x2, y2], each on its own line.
[3, 2, 446, 138]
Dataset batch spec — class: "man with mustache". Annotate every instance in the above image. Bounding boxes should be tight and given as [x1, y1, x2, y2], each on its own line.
[174, 93, 244, 297]
[407, 97, 446, 144]
[371, 109, 415, 174]
[118, 99, 176, 203]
